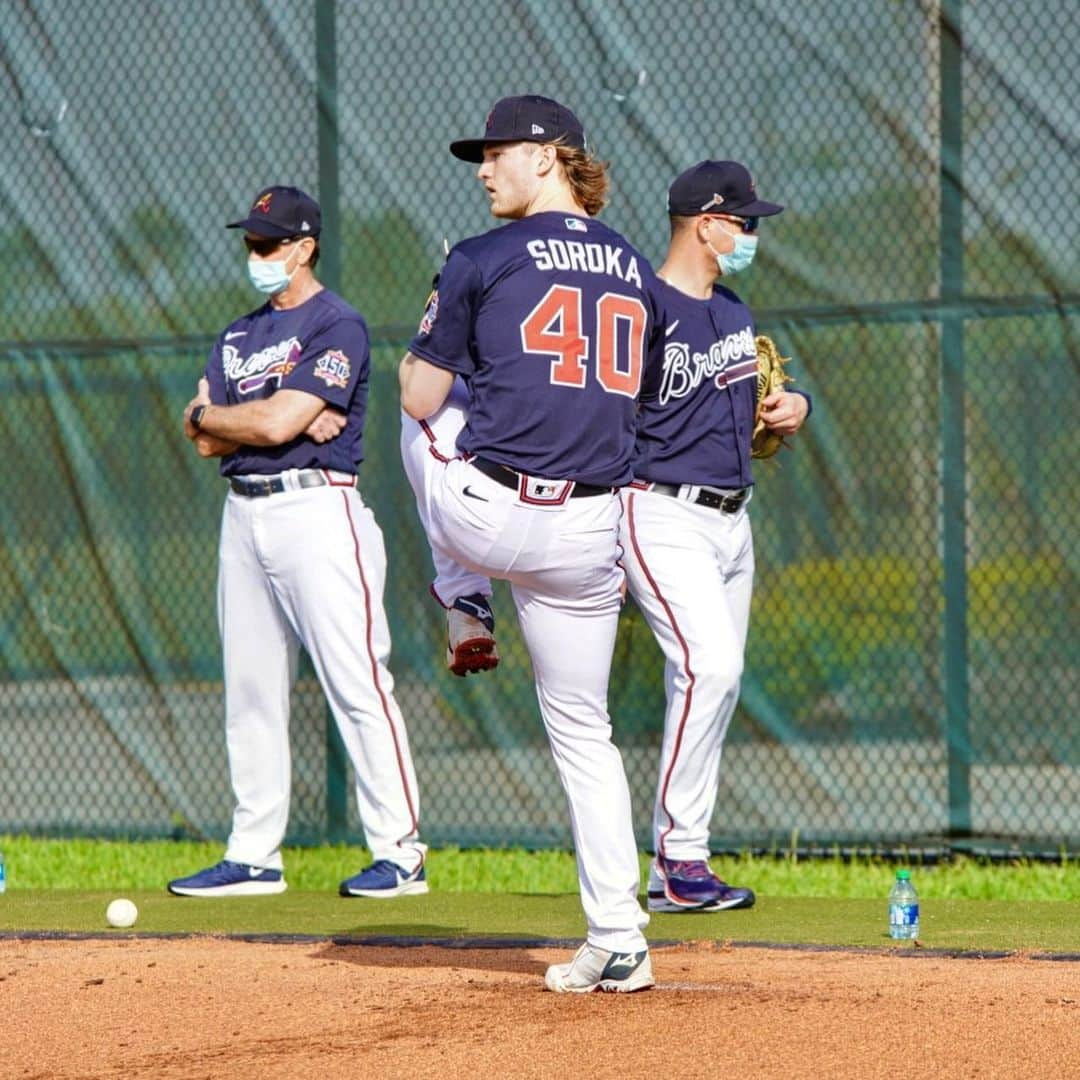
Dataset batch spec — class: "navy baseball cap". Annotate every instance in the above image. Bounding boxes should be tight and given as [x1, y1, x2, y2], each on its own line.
[450, 95, 587, 162]
[226, 185, 321, 238]
[667, 161, 783, 218]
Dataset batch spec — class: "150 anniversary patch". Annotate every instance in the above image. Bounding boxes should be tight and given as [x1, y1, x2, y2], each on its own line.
[313, 349, 351, 388]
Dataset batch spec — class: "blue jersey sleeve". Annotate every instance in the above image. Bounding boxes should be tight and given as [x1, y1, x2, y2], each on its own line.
[280, 315, 368, 409]
[638, 270, 671, 404]
[204, 339, 228, 404]
[408, 249, 483, 377]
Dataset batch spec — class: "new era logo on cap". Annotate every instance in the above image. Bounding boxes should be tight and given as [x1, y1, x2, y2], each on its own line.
[451, 95, 587, 162]
[226, 185, 322, 238]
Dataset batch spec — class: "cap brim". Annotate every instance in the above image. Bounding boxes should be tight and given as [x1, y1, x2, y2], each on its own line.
[225, 216, 299, 237]
[735, 199, 784, 217]
[449, 136, 529, 163]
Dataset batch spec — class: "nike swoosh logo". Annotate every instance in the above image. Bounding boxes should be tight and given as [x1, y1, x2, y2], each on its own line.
[665, 320, 680, 336]
[462, 485, 489, 502]
[225, 331, 247, 341]
[248, 867, 265, 878]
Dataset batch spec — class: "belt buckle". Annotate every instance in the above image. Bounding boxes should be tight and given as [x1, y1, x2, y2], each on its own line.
[721, 489, 747, 513]
[692, 485, 744, 512]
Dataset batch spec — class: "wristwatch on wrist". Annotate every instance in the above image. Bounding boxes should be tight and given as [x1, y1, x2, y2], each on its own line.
[190, 404, 208, 430]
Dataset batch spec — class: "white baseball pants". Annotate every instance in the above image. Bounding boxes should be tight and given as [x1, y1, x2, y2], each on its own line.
[621, 487, 754, 862]
[399, 377, 492, 608]
[402, 400, 649, 953]
[218, 473, 425, 873]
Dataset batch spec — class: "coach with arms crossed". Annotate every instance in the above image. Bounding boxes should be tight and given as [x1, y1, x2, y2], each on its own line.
[171, 185, 427, 900]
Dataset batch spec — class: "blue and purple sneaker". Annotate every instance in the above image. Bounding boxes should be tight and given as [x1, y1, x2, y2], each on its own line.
[648, 856, 755, 913]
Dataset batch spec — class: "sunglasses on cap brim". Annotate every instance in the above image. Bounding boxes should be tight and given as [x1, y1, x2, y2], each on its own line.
[243, 234, 303, 256]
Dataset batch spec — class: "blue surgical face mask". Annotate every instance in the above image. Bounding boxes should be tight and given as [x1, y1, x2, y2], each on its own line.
[708, 225, 758, 277]
[247, 246, 299, 294]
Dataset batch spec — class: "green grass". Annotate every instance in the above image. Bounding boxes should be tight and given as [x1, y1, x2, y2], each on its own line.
[1, 837, 1077, 954]
[1, 890, 1077, 954]
[1, 836, 1078, 899]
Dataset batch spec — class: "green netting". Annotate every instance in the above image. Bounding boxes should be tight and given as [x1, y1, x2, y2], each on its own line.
[1, 1, 1077, 852]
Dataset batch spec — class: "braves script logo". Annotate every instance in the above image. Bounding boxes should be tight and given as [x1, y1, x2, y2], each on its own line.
[224, 337, 301, 395]
[313, 349, 350, 389]
[659, 327, 757, 405]
[419, 288, 439, 334]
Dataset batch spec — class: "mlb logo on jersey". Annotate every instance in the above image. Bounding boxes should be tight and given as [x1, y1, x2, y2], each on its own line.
[565, 218, 588, 232]
[314, 349, 351, 389]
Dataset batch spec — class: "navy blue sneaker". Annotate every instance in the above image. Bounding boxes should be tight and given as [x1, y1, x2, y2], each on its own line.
[168, 859, 286, 897]
[647, 857, 755, 912]
[339, 859, 429, 898]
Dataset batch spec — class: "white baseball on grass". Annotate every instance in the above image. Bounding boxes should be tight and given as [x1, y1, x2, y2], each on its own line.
[106, 898, 138, 928]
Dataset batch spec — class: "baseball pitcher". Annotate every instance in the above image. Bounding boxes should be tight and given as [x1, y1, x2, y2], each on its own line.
[399, 96, 664, 993]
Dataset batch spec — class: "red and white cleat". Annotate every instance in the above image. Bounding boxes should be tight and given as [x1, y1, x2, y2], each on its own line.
[446, 607, 500, 676]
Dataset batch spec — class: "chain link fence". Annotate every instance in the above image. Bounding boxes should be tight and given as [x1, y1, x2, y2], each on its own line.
[1, 1, 1077, 853]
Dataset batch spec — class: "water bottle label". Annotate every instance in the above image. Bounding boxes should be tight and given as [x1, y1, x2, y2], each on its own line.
[890, 902, 918, 926]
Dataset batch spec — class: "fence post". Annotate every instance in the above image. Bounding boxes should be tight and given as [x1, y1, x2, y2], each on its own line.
[939, 0, 971, 837]
[315, 0, 349, 843]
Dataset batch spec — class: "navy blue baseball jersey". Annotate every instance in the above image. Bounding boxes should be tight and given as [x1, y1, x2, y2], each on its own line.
[632, 279, 761, 490]
[204, 289, 369, 477]
[408, 211, 664, 488]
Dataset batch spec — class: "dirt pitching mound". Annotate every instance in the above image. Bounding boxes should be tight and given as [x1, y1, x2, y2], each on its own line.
[4, 937, 1077, 1078]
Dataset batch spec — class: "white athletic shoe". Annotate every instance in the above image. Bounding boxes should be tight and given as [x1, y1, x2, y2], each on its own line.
[544, 942, 654, 994]
[446, 607, 499, 676]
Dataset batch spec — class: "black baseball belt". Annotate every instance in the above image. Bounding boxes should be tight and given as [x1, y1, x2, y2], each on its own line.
[642, 481, 750, 513]
[228, 469, 355, 497]
[469, 457, 615, 499]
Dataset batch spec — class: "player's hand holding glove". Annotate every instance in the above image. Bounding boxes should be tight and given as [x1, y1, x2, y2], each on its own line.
[751, 334, 795, 459]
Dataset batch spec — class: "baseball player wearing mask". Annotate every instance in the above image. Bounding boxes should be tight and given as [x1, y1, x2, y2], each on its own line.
[399, 96, 665, 993]
[170, 186, 427, 900]
[624, 161, 810, 913]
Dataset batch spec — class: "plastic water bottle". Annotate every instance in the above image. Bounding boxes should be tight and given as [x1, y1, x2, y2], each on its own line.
[0, 849, 6, 895]
[888, 868, 919, 939]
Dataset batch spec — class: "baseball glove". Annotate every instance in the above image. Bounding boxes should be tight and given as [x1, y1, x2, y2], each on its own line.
[751, 334, 794, 459]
